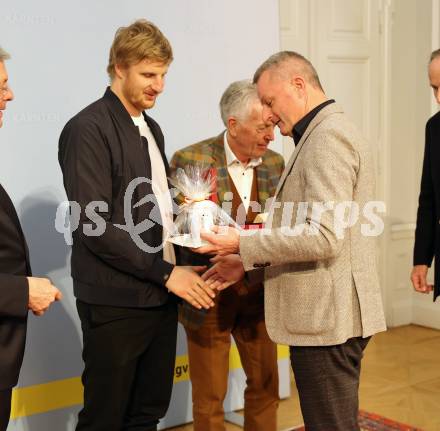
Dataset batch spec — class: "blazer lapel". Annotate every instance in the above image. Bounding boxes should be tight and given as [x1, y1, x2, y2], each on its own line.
[274, 103, 344, 198]
[0, 184, 24, 238]
[256, 164, 270, 204]
[210, 134, 230, 203]
[0, 184, 32, 273]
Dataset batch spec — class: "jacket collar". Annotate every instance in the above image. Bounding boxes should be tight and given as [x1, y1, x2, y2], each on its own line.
[223, 132, 262, 168]
[102, 87, 161, 140]
[274, 103, 344, 198]
[103, 87, 138, 130]
[210, 132, 228, 163]
[292, 99, 336, 144]
[208, 132, 272, 205]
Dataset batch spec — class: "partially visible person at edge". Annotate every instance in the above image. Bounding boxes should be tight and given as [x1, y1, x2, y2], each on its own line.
[411, 49, 440, 301]
[0, 46, 62, 431]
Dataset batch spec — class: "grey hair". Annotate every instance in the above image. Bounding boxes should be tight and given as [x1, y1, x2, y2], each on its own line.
[219, 79, 261, 127]
[430, 49, 440, 63]
[253, 51, 323, 91]
[0, 46, 10, 62]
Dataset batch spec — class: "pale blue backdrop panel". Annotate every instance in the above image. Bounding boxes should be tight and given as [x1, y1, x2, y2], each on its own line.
[0, 1, 288, 429]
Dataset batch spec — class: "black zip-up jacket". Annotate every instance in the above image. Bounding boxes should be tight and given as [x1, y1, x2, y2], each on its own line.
[58, 88, 177, 308]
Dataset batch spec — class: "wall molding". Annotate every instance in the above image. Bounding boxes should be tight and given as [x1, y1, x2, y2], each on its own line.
[390, 223, 416, 232]
[413, 301, 440, 329]
[390, 300, 413, 327]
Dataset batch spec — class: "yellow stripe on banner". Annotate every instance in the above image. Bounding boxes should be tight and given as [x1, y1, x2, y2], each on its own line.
[10, 345, 289, 419]
[174, 344, 289, 383]
[11, 377, 83, 420]
[277, 344, 289, 359]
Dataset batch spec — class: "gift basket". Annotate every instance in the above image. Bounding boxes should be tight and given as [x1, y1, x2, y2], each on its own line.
[167, 165, 239, 248]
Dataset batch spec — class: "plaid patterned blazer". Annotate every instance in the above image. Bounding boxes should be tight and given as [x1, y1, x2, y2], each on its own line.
[169, 132, 285, 328]
[170, 132, 285, 209]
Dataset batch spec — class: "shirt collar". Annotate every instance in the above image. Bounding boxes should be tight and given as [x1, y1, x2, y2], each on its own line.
[223, 132, 262, 168]
[292, 99, 335, 144]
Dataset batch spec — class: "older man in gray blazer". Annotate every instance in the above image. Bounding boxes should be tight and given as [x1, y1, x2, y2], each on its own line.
[196, 51, 386, 431]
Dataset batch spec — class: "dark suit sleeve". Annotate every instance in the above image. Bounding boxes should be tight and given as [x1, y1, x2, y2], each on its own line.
[0, 274, 28, 317]
[59, 118, 174, 286]
[414, 120, 436, 266]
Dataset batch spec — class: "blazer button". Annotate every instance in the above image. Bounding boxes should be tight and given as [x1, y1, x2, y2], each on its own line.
[253, 263, 260, 268]
[265, 262, 271, 267]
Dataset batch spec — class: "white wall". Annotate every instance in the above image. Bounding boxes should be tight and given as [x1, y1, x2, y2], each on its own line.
[386, 0, 439, 328]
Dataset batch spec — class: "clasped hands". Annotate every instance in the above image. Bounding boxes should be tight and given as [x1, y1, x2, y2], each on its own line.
[166, 226, 245, 309]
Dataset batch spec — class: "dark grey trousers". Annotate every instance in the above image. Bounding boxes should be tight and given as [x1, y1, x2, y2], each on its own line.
[290, 336, 370, 431]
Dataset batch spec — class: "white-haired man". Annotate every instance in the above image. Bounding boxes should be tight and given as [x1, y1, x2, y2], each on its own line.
[170, 80, 284, 431]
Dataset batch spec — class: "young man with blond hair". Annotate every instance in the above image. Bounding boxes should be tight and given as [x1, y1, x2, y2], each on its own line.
[59, 20, 215, 431]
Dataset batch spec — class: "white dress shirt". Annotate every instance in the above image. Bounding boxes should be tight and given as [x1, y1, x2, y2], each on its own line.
[132, 114, 176, 265]
[223, 132, 262, 212]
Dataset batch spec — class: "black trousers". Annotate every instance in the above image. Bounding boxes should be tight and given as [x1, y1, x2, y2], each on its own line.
[76, 299, 178, 431]
[290, 336, 370, 431]
[0, 388, 12, 431]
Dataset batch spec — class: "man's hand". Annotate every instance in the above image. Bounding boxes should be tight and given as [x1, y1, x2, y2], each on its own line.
[166, 266, 216, 309]
[27, 277, 63, 316]
[202, 254, 245, 291]
[193, 226, 240, 256]
[411, 265, 434, 294]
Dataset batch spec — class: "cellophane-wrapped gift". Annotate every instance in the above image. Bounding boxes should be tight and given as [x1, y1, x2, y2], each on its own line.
[168, 165, 238, 248]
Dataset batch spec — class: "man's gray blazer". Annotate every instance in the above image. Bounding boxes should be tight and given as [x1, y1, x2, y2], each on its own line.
[240, 103, 386, 346]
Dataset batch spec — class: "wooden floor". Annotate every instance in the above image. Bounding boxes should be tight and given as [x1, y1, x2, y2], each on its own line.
[167, 325, 440, 431]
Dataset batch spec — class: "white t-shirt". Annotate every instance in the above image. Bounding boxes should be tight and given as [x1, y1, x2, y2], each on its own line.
[131, 114, 176, 265]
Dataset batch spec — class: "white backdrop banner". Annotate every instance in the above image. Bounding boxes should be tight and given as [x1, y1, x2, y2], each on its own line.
[0, 1, 289, 429]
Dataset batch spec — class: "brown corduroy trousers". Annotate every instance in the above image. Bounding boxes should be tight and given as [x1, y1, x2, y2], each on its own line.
[185, 282, 279, 431]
